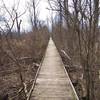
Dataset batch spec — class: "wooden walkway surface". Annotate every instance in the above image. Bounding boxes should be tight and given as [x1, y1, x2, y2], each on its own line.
[31, 38, 79, 100]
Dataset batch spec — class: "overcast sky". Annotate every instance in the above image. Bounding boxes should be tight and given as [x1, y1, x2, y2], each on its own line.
[0, 0, 51, 31]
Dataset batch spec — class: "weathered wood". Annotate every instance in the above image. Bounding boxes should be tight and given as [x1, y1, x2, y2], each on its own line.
[31, 38, 79, 100]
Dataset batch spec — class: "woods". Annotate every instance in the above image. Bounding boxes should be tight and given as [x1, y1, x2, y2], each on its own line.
[0, 0, 100, 100]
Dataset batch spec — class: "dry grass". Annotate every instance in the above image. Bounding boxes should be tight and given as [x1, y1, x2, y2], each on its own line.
[0, 28, 49, 99]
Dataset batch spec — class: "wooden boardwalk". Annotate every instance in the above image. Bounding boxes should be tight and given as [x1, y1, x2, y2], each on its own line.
[31, 38, 79, 100]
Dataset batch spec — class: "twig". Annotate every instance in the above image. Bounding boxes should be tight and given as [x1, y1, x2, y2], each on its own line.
[61, 49, 71, 60]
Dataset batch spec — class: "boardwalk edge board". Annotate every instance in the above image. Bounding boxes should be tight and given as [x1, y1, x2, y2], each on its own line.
[53, 39, 79, 100]
[27, 39, 49, 100]
[62, 60, 79, 100]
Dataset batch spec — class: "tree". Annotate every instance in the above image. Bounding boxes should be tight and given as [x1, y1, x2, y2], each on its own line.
[28, 0, 40, 29]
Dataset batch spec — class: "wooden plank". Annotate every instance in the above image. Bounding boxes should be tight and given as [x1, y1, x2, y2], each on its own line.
[31, 38, 79, 100]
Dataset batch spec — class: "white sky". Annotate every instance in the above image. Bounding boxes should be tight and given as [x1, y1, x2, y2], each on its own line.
[1, 0, 51, 31]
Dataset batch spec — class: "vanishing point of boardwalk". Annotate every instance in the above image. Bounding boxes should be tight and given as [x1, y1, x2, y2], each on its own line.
[31, 38, 79, 100]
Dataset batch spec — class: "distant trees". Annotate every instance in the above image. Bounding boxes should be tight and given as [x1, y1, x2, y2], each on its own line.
[28, 0, 40, 29]
[15, 12, 22, 37]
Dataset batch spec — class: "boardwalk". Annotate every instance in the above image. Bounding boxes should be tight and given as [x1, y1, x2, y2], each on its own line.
[31, 38, 79, 100]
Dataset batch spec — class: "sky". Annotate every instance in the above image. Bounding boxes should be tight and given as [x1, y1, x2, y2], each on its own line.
[0, 0, 51, 31]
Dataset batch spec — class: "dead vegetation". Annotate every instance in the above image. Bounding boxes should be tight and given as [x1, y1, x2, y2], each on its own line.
[0, 0, 50, 99]
[0, 28, 49, 100]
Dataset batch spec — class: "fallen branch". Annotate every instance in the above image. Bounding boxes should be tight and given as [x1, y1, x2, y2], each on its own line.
[61, 49, 71, 60]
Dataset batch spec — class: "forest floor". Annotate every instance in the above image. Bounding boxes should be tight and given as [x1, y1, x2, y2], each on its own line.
[0, 59, 38, 99]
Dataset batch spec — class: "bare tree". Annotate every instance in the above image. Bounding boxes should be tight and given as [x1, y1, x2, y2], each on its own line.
[28, 0, 40, 29]
[15, 12, 22, 37]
